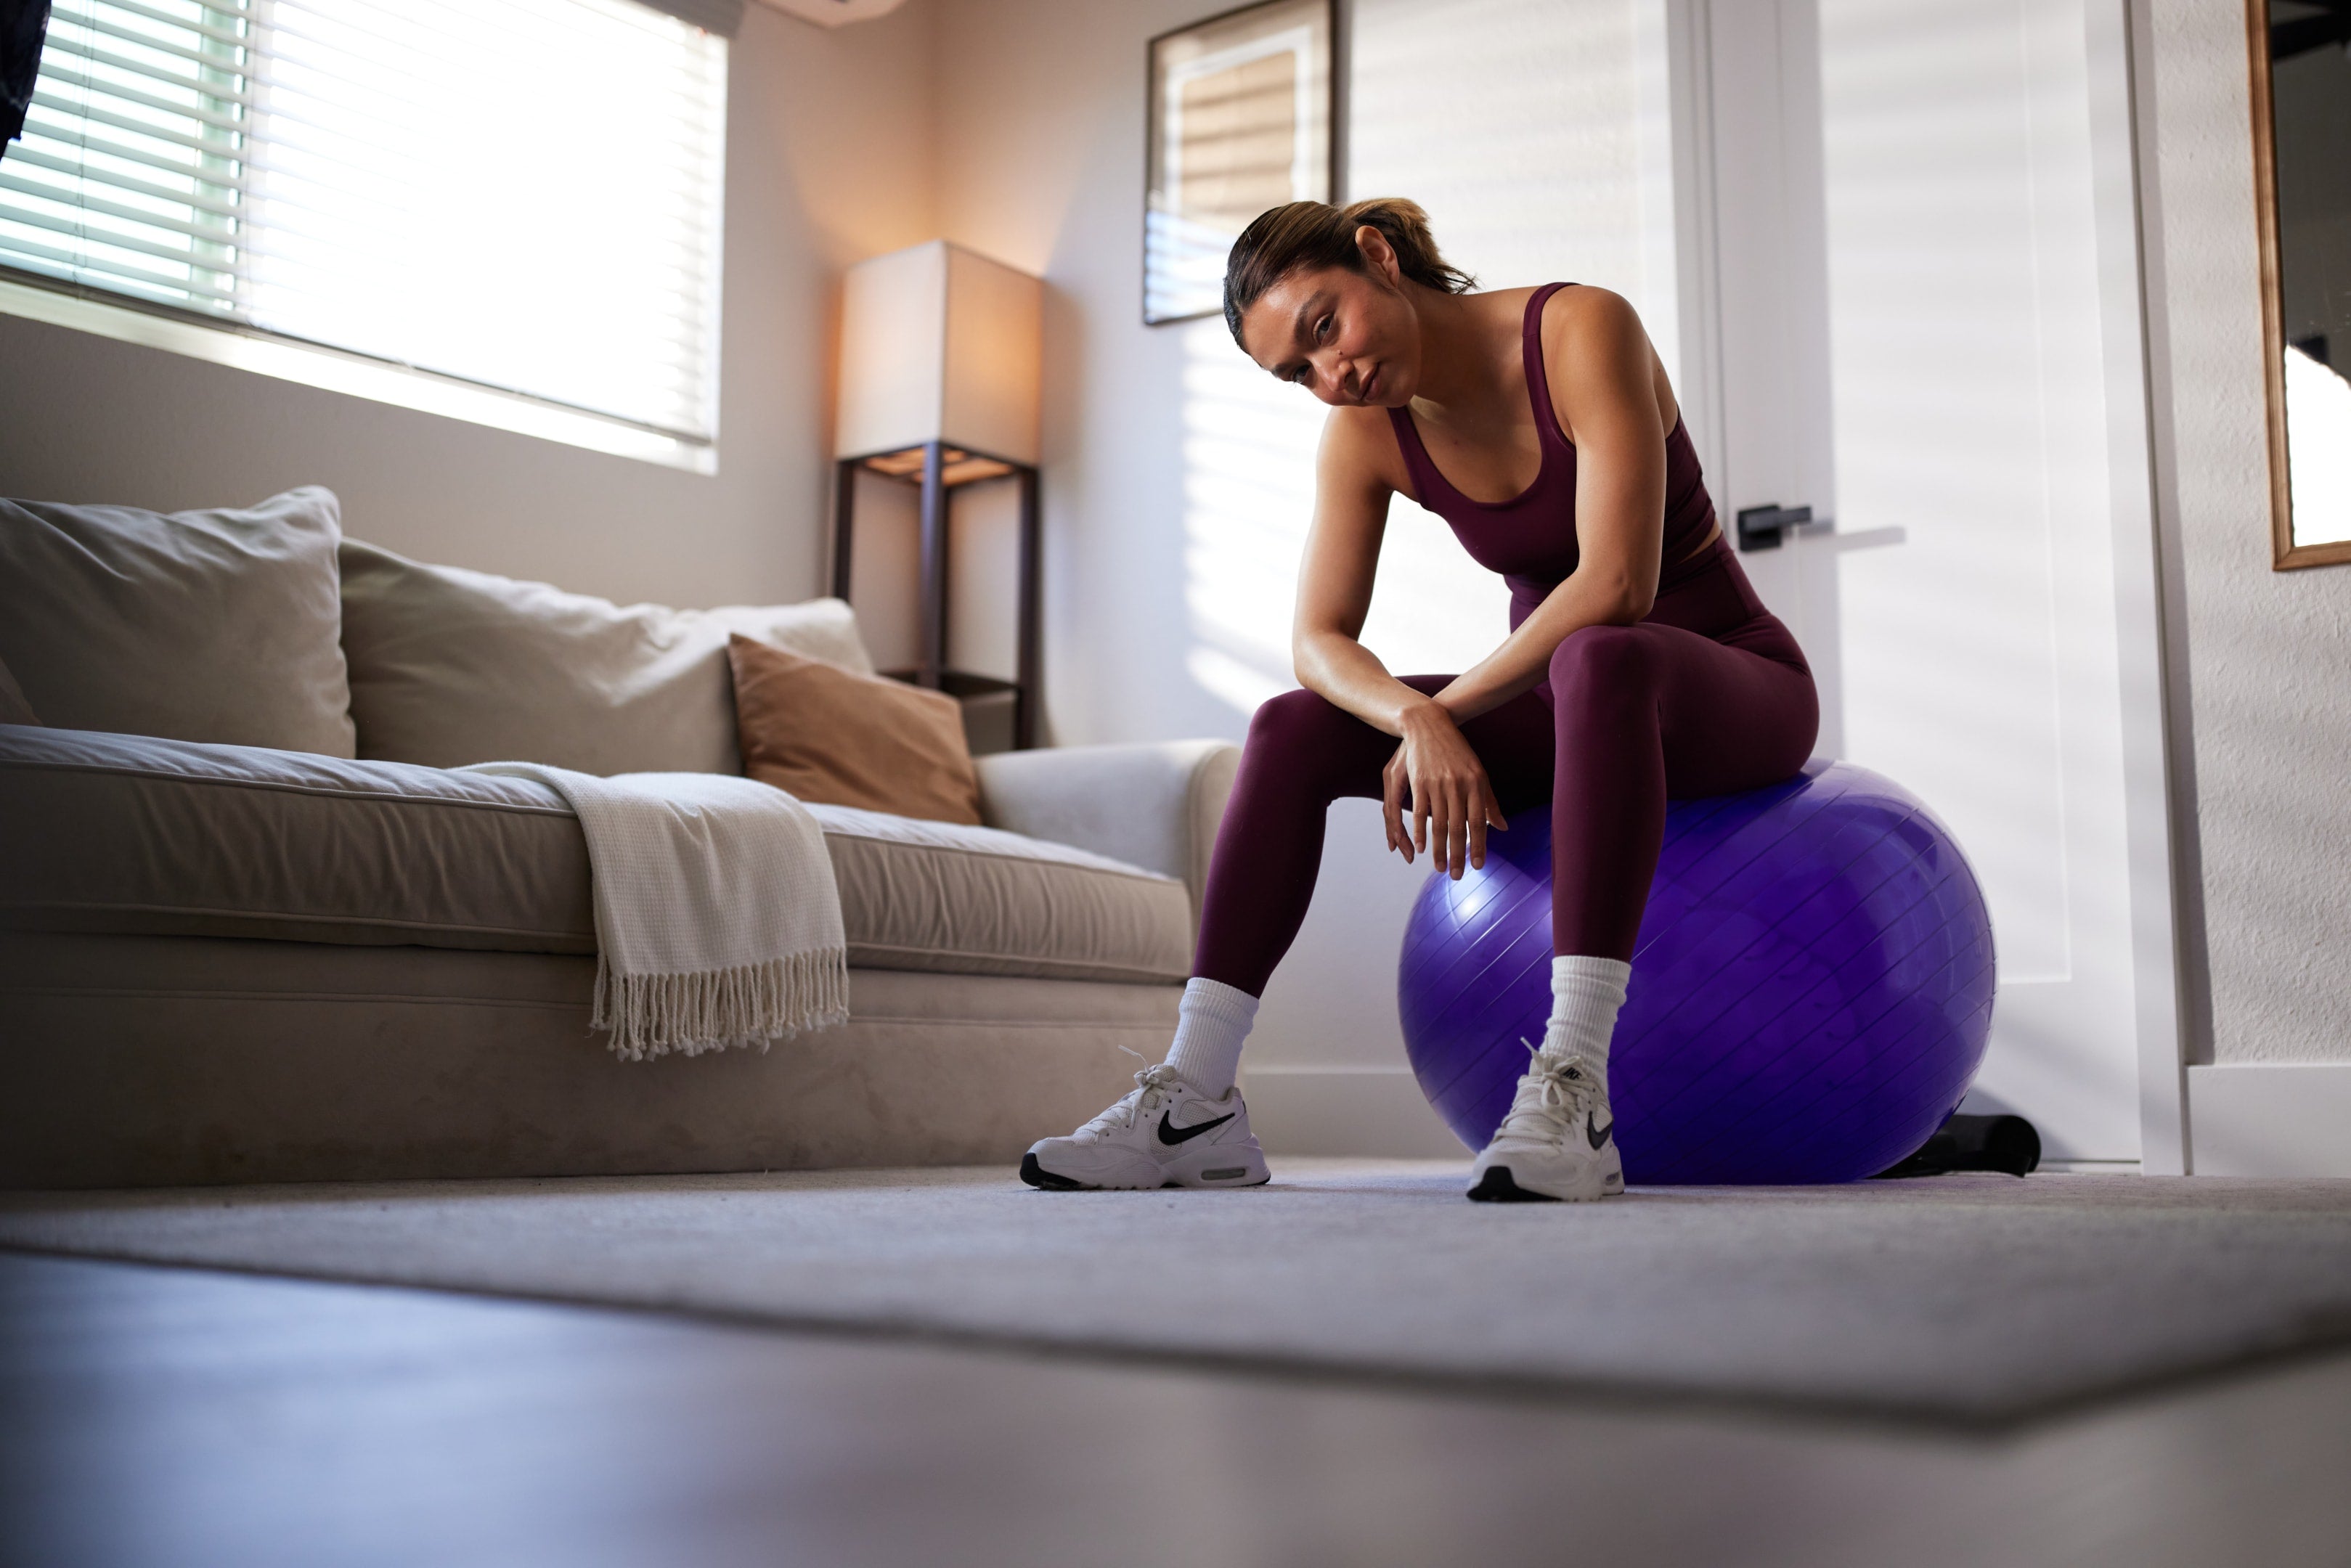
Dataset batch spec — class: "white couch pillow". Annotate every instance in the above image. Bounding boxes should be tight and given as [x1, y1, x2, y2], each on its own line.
[0, 488, 356, 757]
[339, 539, 876, 775]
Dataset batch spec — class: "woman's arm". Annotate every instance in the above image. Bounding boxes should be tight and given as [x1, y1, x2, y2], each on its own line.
[1292, 408, 1509, 875]
[1290, 407, 1422, 730]
[1425, 287, 1669, 726]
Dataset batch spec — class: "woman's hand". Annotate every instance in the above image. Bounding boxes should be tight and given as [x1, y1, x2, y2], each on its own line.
[1382, 702, 1509, 878]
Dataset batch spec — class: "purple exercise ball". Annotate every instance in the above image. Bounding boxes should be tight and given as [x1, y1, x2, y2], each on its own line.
[1397, 760, 1996, 1184]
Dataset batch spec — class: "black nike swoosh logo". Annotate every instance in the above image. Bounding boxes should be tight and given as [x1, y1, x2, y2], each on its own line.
[1158, 1109, 1236, 1146]
[1587, 1114, 1614, 1151]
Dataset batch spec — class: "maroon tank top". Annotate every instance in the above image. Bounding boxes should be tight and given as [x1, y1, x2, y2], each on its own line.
[1385, 282, 1722, 632]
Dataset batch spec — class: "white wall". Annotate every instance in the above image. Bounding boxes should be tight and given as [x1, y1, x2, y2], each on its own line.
[0, 4, 940, 612]
[2138, 0, 2351, 1069]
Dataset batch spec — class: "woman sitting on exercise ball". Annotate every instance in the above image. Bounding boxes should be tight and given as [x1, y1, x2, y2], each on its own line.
[1023, 198, 1819, 1201]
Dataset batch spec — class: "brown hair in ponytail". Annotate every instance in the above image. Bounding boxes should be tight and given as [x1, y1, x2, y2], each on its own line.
[1222, 198, 1475, 344]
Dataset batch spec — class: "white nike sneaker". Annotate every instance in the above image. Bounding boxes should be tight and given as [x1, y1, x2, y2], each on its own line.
[1467, 1042, 1625, 1202]
[1022, 1064, 1271, 1191]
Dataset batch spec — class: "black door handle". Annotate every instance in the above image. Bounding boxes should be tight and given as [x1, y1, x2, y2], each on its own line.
[1736, 503, 1813, 552]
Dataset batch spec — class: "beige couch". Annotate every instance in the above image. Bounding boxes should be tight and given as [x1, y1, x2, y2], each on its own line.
[0, 491, 1236, 1190]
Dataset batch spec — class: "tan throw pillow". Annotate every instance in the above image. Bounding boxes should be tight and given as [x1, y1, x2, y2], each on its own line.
[728, 634, 984, 825]
[0, 488, 355, 756]
[340, 539, 876, 775]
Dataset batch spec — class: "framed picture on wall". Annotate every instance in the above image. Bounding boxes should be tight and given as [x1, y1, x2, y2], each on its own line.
[1144, 0, 1335, 326]
[2247, 0, 2351, 569]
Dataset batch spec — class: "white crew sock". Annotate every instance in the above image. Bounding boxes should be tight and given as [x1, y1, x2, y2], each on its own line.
[1162, 978, 1260, 1098]
[1541, 956, 1632, 1079]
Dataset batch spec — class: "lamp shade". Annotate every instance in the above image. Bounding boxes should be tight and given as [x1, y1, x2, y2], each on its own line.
[835, 240, 1043, 465]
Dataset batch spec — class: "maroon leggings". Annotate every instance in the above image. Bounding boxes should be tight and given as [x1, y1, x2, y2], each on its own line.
[1191, 545, 1818, 993]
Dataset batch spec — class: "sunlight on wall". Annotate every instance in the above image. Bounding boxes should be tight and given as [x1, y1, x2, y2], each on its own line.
[1350, 0, 1658, 300]
[1357, 500, 1520, 677]
[1181, 317, 1321, 715]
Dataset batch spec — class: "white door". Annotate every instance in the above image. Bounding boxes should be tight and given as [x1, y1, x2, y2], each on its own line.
[1678, 0, 2173, 1164]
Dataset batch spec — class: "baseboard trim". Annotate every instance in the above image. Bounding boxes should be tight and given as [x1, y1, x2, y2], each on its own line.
[1239, 1063, 2351, 1177]
[2187, 1063, 2351, 1177]
[1238, 1066, 1467, 1159]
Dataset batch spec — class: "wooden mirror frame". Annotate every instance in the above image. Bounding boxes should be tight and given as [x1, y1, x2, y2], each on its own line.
[2249, 0, 2351, 570]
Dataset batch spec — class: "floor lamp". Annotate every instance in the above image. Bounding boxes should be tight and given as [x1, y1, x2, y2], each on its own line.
[831, 240, 1045, 751]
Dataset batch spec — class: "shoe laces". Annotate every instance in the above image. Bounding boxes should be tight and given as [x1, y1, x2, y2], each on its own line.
[1075, 1063, 1186, 1140]
[1494, 1038, 1601, 1141]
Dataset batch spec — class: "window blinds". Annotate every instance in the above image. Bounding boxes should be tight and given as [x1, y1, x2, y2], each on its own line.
[1, 0, 728, 446]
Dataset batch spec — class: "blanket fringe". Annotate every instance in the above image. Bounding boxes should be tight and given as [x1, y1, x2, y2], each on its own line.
[591, 948, 850, 1061]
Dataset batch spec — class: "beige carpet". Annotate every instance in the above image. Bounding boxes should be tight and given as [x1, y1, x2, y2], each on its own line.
[5, 1161, 2350, 1423]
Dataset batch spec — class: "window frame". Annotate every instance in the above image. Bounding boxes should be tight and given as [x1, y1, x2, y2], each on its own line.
[0, 0, 728, 474]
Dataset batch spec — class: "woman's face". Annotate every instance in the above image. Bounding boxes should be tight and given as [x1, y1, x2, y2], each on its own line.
[1238, 258, 1421, 408]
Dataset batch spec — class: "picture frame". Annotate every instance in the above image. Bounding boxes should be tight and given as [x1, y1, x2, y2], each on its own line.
[1144, 0, 1336, 327]
[2246, 0, 2351, 570]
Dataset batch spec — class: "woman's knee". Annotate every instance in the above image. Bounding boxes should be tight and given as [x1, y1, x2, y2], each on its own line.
[1245, 687, 1358, 758]
[1549, 624, 1657, 698]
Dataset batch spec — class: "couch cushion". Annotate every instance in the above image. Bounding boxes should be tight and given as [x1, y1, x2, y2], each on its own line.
[803, 803, 1191, 983]
[340, 539, 874, 776]
[0, 727, 1191, 984]
[0, 488, 355, 757]
[0, 724, 592, 952]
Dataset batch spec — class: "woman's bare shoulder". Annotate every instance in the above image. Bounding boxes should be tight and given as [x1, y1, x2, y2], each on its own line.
[1537, 283, 1644, 357]
[1536, 285, 1667, 436]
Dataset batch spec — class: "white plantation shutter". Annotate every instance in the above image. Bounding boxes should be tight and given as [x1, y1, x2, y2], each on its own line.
[2, 0, 728, 446]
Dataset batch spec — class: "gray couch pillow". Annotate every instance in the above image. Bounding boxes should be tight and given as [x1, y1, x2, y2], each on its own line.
[0, 488, 356, 757]
[339, 539, 876, 775]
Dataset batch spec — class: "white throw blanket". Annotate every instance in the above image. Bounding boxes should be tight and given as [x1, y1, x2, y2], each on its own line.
[462, 764, 848, 1061]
